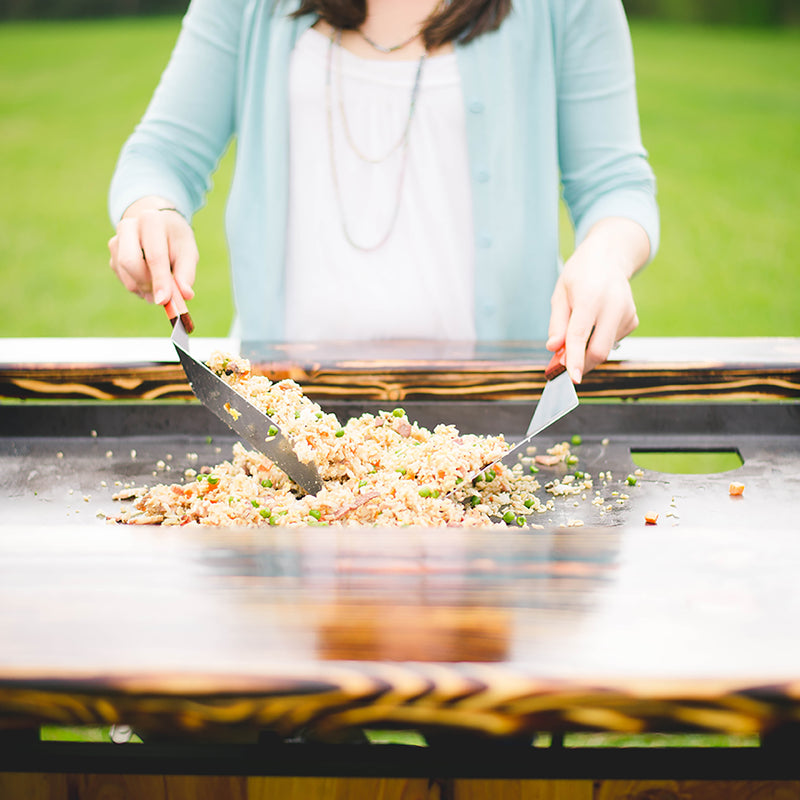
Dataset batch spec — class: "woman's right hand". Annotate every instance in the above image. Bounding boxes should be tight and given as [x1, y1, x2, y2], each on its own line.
[108, 196, 199, 312]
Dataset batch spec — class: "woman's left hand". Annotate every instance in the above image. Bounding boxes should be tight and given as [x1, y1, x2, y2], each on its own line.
[546, 218, 651, 384]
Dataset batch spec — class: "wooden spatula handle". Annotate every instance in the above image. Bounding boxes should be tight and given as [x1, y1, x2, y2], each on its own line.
[545, 347, 567, 381]
[164, 299, 195, 334]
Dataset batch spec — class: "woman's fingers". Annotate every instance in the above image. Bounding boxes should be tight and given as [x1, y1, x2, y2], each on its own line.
[108, 205, 199, 308]
[108, 234, 138, 296]
[574, 284, 639, 377]
[170, 225, 199, 301]
[583, 315, 617, 375]
[546, 278, 569, 354]
[112, 217, 150, 295]
[139, 210, 176, 306]
[547, 261, 639, 384]
[564, 302, 596, 384]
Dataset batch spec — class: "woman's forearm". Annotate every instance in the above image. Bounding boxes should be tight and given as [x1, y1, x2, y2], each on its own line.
[576, 217, 652, 280]
[547, 216, 651, 383]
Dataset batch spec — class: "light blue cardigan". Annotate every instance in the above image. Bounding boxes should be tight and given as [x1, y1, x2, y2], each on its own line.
[109, 0, 659, 342]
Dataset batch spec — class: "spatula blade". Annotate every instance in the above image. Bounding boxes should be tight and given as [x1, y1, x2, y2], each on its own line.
[171, 319, 323, 495]
[458, 353, 579, 489]
[525, 370, 579, 439]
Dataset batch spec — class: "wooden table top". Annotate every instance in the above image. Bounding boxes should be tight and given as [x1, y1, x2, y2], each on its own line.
[0, 337, 799, 741]
[1, 336, 798, 402]
[2, 521, 800, 740]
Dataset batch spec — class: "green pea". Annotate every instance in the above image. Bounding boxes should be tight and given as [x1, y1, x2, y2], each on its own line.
[251, 499, 260, 508]
[267, 425, 278, 437]
[392, 408, 405, 418]
[626, 474, 638, 486]
[206, 476, 219, 485]
[309, 508, 321, 521]
[261, 478, 273, 488]
[418, 488, 432, 498]
[502, 511, 516, 524]
[335, 429, 345, 438]
[571, 434, 583, 446]
[259, 508, 270, 519]
[529, 465, 539, 474]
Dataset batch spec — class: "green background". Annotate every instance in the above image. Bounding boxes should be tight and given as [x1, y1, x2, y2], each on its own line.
[1, 17, 798, 338]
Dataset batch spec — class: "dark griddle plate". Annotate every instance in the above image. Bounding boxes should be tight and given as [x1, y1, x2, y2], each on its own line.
[1, 400, 798, 531]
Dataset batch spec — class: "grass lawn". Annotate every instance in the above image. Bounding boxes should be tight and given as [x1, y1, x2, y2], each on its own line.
[40, 726, 758, 748]
[629, 23, 800, 336]
[0, 16, 235, 337]
[1, 18, 798, 339]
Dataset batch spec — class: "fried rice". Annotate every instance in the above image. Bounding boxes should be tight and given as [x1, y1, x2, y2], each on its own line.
[113, 352, 581, 528]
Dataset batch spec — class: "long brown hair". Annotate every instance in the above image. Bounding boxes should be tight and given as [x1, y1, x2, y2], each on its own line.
[292, 0, 512, 49]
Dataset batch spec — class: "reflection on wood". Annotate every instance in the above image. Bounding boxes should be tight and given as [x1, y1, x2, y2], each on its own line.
[3, 776, 798, 800]
[451, 780, 592, 799]
[317, 604, 511, 662]
[2, 338, 799, 401]
[247, 777, 435, 800]
[594, 781, 800, 800]
[0, 774, 433, 800]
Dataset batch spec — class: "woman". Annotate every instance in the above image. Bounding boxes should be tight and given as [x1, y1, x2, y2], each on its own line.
[108, 0, 658, 383]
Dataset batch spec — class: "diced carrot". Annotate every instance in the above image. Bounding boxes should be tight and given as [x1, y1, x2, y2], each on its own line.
[644, 511, 658, 525]
[729, 482, 745, 496]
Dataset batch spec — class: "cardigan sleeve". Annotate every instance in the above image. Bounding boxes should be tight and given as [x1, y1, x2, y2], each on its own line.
[554, 0, 660, 261]
[108, 0, 247, 224]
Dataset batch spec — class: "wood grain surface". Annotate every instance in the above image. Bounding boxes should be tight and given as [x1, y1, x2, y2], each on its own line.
[1, 521, 800, 739]
[2, 775, 799, 800]
[1, 339, 800, 752]
[1, 337, 798, 402]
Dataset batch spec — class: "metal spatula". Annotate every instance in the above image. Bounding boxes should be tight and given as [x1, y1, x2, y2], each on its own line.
[466, 347, 579, 483]
[170, 316, 324, 495]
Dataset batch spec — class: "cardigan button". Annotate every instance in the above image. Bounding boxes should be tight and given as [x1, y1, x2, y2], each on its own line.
[469, 100, 485, 114]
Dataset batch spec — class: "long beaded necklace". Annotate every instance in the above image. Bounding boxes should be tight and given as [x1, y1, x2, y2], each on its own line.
[325, 29, 427, 253]
[334, 33, 425, 164]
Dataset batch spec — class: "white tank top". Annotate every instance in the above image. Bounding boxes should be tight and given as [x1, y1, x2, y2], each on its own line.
[284, 27, 475, 341]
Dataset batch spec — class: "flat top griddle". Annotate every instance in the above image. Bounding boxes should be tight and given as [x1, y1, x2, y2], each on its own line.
[0, 338, 799, 742]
